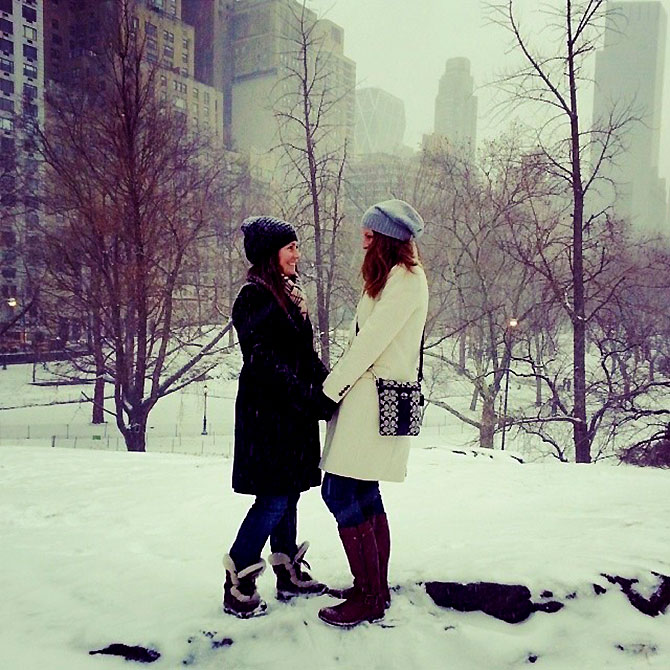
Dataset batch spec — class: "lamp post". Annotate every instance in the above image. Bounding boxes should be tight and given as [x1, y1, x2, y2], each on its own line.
[201, 383, 208, 436]
[2, 297, 18, 370]
[501, 317, 518, 451]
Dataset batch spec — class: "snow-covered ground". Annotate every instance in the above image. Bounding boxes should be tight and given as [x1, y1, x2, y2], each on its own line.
[1, 445, 669, 669]
[1, 364, 669, 669]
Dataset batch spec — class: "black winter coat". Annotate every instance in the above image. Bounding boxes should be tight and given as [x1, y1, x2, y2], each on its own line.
[231, 279, 329, 495]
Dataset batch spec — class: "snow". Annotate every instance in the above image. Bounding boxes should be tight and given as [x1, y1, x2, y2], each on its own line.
[1, 364, 669, 669]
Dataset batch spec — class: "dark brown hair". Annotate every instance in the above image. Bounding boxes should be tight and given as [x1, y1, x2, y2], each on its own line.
[247, 253, 292, 313]
[362, 233, 419, 299]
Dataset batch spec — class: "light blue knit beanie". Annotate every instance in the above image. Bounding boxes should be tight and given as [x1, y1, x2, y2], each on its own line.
[361, 199, 424, 242]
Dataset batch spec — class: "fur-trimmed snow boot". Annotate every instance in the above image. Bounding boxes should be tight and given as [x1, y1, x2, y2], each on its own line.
[318, 521, 385, 628]
[222, 554, 267, 619]
[327, 513, 391, 609]
[268, 541, 327, 601]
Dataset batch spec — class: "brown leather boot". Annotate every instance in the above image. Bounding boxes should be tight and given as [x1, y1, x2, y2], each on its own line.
[318, 521, 385, 628]
[372, 513, 391, 608]
[327, 513, 391, 609]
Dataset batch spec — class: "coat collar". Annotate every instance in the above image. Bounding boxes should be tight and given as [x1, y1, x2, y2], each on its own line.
[246, 277, 309, 333]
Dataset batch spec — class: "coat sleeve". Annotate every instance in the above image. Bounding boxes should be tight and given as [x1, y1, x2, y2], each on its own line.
[322, 268, 420, 402]
[233, 285, 323, 416]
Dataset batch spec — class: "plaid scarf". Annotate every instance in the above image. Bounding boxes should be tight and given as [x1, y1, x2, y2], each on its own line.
[283, 275, 308, 321]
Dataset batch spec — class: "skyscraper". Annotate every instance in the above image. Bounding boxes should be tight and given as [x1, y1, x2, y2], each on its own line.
[354, 87, 405, 155]
[592, 1, 668, 235]
[181, 0, 235, 145]
[43, 0, 224, 138]
[0, 0, 43, 345]
[433, 57, 477, 159]
[229, 0, 355, 159]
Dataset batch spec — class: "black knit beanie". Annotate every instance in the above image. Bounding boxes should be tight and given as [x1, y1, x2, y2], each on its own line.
[241, 216, 298, 265]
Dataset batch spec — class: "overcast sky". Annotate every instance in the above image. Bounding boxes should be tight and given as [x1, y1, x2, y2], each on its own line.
[308, 0, 670, 186]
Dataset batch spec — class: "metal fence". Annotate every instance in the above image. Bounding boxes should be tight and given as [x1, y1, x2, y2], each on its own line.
[0, 433, 234, 457]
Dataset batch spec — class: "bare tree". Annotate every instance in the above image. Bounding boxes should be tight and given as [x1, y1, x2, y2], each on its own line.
[36, 1, 231, 450]
[272, 0, 352, 366]
[489, 0, 637, 462]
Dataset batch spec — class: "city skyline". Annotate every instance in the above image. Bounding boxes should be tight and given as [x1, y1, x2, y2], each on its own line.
[308, 0, 670, 187]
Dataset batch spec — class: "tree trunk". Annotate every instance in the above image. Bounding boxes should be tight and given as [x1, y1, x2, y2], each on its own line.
[459, 332, 466, 372]
[92, 375, 105, 424]
[123, 412, 147, 452]
[469, 386, 478, 412]
[124, 427, 147, 452]
[227, 246, 235, 347]
[534, 335, 543, 407]
[92, 315, 105, 424]
[573, 316, 589, 462]
[480, 395, 496, 449]
[613, 353, 631, 396]
[567, 22, 590, 464]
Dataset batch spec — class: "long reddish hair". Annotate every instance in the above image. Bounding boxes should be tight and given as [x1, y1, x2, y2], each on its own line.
[362, 233, 419, 299]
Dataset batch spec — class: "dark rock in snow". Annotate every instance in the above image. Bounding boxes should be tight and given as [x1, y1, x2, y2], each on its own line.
[601, 573, 670, 617]
[197, 630, 234, 649]
[424, 581, 563, 624]
[535, 600, 563, 614]
[593, 583, 607, 595]
[89, 643, 160, 663]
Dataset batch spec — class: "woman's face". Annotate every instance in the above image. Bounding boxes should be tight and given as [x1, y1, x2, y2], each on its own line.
[362, 228, 374, 250]
[278, 241, 300, 276]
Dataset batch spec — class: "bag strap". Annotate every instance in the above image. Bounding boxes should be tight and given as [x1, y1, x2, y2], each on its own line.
[355, 318, 425, 383]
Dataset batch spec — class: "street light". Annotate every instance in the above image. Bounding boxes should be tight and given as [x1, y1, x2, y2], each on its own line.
[201, 383, 208, 436]
[2, 298, 18, 370]
[501, 317, 518, 451]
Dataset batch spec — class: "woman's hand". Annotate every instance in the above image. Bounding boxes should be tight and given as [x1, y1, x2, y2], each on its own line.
[313, 387, 339, 421]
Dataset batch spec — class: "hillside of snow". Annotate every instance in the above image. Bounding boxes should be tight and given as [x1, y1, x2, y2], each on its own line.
[0, 442, 668, 669]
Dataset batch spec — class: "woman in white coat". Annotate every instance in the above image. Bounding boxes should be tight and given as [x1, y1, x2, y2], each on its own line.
[317, 199, 429, 628]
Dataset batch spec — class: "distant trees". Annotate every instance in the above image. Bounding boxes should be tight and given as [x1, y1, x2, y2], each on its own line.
[505, 229, 670, 462]
[36, 1, 232, 450]
[408, 135, 560, 449]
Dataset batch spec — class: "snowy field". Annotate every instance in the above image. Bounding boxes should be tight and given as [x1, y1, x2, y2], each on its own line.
[1, 364, 669, 669]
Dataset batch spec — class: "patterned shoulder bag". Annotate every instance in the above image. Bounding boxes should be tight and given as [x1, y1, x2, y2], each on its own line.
[356, 320, 425, 436]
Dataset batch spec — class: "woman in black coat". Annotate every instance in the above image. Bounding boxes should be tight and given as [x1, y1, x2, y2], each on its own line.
[222, 216, 337, 619]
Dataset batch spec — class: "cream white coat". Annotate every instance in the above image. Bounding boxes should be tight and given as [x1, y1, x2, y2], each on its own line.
[320, 264, 429, 482]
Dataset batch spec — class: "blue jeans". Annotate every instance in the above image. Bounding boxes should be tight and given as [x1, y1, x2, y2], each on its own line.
[229, 493, 299, 571]
[321, 473, 385, 529]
